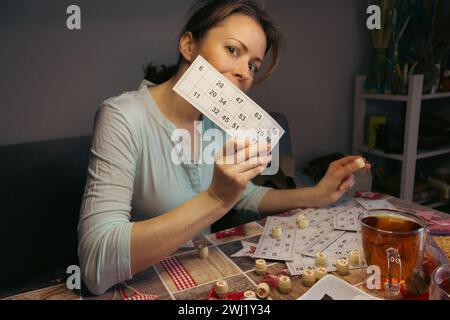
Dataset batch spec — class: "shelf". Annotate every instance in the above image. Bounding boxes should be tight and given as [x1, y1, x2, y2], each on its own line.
[360, 93, 408, 101]
[416, 146, 450, 159]
[428, 201, 448, 209]
[358, 145, 403, 161]
[358, 144, 450, 161]
[361, 91, 450, 102]
[423, 92, 450, 100]
[416, 199, 448, 209]
[354, 75, 450, 203]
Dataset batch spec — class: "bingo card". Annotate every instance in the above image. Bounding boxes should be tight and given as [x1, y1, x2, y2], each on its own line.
[173, 55, 285, 148]
[253, 216, 297, 261]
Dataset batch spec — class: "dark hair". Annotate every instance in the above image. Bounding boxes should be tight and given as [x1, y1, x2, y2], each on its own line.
[144, 0, 282, 84]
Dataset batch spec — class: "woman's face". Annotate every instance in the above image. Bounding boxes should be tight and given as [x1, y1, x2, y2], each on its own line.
[190, 13, 267, 93]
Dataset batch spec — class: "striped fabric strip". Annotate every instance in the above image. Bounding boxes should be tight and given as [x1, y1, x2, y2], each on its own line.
[160, 256, 196, 291]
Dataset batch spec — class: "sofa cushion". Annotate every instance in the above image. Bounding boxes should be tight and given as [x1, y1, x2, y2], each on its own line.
[0, 136, 91, 288]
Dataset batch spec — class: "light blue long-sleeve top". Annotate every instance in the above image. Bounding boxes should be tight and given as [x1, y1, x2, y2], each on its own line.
[77, 80, 272, 295]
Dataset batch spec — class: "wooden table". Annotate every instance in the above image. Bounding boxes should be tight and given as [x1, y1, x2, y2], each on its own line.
[2, 196, 449, 300]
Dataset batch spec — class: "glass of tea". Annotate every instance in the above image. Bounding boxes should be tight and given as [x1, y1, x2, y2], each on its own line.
[429, 264, 450, 300]
[358, 209, 427, 297]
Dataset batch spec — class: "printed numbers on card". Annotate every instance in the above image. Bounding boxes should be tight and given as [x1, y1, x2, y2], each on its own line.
[218, 97, 228, 106]
[211, 106, 221, 116]
[216, 80, 225, 89]
[193, 91, 201, 100]
[256, 128, 265, 137]
[235, 96, 244, 104]
[231, 122, 240, 131]
[237, 113, 247, 124]
[209, 89, 218, 98]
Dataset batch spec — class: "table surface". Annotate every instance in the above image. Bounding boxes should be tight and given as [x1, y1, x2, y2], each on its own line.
[2, 196, 449, 300]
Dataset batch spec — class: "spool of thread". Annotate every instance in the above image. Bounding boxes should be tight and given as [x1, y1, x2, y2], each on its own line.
[315, 252, 328, 267]
[278, 275, 292, 294]
[298, 219, 309, 229]
[354, 157, 365, 169]
[272, 226, 282, 239]
[315, 267, 327, 280]
[296, 214, 306, 225]
[336, 258, 349, 275]
[243, 290, 256, 299]
[349, 249, 360, 266]
[302, 269, 316, 287]
[197, 244, 209, 259]
[215, 280, 229, 298]
[254, 259, 267, 275]
[256, 282, 270, 299]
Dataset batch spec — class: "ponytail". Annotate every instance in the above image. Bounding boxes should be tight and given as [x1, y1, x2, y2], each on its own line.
[143, 63, 179, 85]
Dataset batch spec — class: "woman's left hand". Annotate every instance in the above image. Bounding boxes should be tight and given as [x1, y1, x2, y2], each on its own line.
[313, 156, 371, 207]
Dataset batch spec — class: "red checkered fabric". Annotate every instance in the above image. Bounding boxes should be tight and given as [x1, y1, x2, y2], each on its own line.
[161, 256, 196, 291]
[119, 285, 158, 300]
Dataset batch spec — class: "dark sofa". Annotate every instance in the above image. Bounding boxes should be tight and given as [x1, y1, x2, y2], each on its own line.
[0, 136, 91, 289]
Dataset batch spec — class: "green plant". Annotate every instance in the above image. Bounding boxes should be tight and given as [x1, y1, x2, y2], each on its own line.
[414, 0, 450, 67]
[388, 10, 413, 94]
[369, 0, 450, 93]
[366, 0, 397, 92]
[405, 0, 450, 91]
[369, 0, 396, 49]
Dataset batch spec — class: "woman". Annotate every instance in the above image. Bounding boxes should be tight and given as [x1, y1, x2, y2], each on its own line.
[78, 0, 370, 295]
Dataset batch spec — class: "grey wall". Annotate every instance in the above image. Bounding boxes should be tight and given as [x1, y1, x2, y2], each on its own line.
[0, 0, 371, 169]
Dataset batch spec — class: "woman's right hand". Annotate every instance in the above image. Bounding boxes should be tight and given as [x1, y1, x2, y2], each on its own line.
[207, 138, 272, 208]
